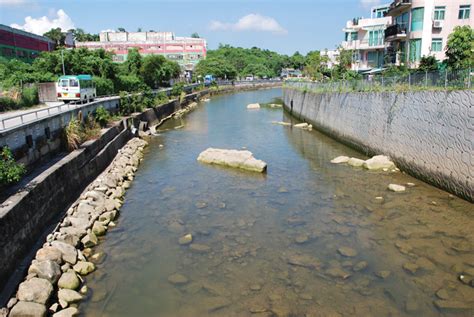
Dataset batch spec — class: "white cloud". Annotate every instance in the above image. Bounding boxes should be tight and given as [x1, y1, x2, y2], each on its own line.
[360, 0, 382, 8]
[210, 13, 287, 35]
[10, 9, 75, 35]
[0, 0, 27, 6]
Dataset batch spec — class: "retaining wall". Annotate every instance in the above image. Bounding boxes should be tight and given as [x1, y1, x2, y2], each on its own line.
[283, 88, 473, 202]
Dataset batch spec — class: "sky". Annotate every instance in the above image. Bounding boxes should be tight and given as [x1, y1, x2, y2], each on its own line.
[0, 0, 385, 55]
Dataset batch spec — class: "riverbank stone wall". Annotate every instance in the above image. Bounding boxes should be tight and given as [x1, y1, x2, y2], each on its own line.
[283, 88, 473, 202]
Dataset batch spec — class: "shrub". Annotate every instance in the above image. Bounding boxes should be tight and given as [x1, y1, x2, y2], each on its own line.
[154, 91, 169, 105]
[170, 82, 185, 97]
[93, 77, 115, 96]
[0, 146, 26, 185]
[63, 117, 82, 151]
[94, 106, 111, 127]
[0, 96, 18, 112]
[81, 114, 101, 141]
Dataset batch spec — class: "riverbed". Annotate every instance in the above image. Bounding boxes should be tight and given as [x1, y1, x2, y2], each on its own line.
[80, 88, 473, 316]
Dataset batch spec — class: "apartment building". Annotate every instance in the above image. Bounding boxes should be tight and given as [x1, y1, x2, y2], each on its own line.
[384, 0, 473, 67]
[76, 31, 207, 71]
[341, 4, 392, 72]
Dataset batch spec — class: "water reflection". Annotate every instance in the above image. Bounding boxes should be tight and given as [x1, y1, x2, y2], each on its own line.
[81, 88, 473, 317]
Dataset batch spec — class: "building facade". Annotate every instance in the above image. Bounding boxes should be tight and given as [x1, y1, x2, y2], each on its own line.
[76, 31, 207, 71]
[341, 4, 392, 72]
[385, 0, 473, 67]
[0, 24, 55, 63]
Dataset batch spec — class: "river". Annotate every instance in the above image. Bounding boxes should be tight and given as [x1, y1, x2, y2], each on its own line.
[80, 88, 473, 316]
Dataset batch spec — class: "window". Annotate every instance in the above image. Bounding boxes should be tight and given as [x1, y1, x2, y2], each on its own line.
[409, 39, 422, 62]
[60, 79, 69, 87]
[345, 32, 358, 41]
[369, 30, 384, 46]
[411, 7, 424, 31]
[458, 5, 470, 19]
[395, 12, 409, 30]
[434, 6, 445, 20]
[431, 38, 442, 52]
[69, 79, 79, 87]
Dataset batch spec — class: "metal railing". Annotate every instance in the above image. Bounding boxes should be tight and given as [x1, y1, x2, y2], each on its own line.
[284, 69, 472, 93]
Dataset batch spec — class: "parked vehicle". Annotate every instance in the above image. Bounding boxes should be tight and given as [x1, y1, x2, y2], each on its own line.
[204, 74, 215, 86]
[56, 75, 96, 103]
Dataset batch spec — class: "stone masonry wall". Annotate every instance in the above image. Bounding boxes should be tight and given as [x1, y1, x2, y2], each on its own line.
[283, 88, 473, 202]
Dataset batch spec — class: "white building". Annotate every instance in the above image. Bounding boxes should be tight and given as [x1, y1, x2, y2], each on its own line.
[341, 4, 392, 72]
[384, 0, 473, 67]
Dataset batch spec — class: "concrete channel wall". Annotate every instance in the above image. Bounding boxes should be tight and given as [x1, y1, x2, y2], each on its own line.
[0, 82, 281, 301]
[283, 88, 474, 202]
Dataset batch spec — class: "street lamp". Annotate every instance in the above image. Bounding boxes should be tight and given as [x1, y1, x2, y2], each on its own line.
[61, 47, 73, 75]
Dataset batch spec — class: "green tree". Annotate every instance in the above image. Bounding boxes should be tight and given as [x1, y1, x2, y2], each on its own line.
[445, 25, 474, 69]
[191, 32, 200, 38]
[43, 27, 65, 46]
[418, 55, 438, 72]
[122, 48, 142, 75]
[117, 27, 126, 32]
[140, 55, 180, 88]
[304, 50, 329, 80]
[195, 57, 237, 79]
[290, 51, 306, 69]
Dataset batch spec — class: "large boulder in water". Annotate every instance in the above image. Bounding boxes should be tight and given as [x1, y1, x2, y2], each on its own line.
[197, 148, 267, 172]
[247, 103, 260, 109]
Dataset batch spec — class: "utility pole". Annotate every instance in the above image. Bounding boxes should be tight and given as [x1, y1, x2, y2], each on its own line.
[61, 49, 66, 76]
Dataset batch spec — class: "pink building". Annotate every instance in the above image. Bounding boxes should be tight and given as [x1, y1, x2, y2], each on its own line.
[385, 0, 473, 67]
[76, 31, 207, 71]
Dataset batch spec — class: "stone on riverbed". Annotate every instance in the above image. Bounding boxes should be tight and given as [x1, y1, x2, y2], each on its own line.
[363, 155, 395, 170]
[50, 241, 77, 265]
[58, 289, 82, 303]
[190, 243, 211, 253]
[52, 307, 79, 317]
[294, 123, 309, 129]
[271, 121, 291, 126]
[197, 148, 267, 173]
[179, 234, 193, 245]
[35, 246, 63, 264]
[338, 247, 358, 257]
[28, 260, 61, 284]
[81, 232, 98, 248]
[167, 273, 189, 285]
[9, 301, 46, 317]
[247, 103, 260, 109]
[57, 272, 80, 290]
[330, 156, 350, 164]
[92, 221, 106, 236]
[388, 184, 406, 192]
[17, 278, 53, 304]
[73, 261, 95, 275]
[347, 158, 365, 167]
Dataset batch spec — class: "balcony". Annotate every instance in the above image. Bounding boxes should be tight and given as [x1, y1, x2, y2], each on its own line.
[342, 39, 385, 50]
[384, 24, 408, 41]
[387, 0, 411, 16]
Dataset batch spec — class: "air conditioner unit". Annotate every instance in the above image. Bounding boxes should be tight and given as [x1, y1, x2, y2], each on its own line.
[433, 20, 444, 28]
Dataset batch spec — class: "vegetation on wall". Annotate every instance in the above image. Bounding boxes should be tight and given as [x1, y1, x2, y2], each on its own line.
[0, 147, 26, 185]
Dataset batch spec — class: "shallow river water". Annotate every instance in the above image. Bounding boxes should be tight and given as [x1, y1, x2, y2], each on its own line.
[81, 88, 473, 317]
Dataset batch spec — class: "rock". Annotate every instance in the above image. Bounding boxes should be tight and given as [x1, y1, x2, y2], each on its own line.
[68, 217, 89, 230]
[295, 234, 309, 244]
[73, 261, 95, 275]
[81, 232, 98, 248]
[58, 289, 82, 303]
[331, 156, 350, 164]
[294, 123, 309, 129]
[7, 297, 18, 309]
[9, 301, 46, 317]
[388, 184, 406, 192]
[75, 203, 94, 218]
[299, 293, 313, 300]
[99, 211, 116, 225]
[52, 307, 79, 317]
[197, 148, 267, 173]
[347, 158, 365, 167]
[17, 278, 53, 304]
[178, 234, 193, 245]
[50, 241, 77, 265]
[353, 261, 368, 272]
[375, 270, 391, 279]
[28, 260, 61, 284]
[203, 296, 231, 312]
[326, 267, 351, 279]
[49, 303, 59, 313]
[79, 286, 88, 295]
[363, 155, 395, 170]
[90, 252, 106, 264]
[436, 289, 450, 300]
[247, 103, 260, 109]
[167, 273, 189, 285]
[287, 254, 321, 269]
[57, 272, 80, 290]
[92, 221, 106, 236]
[403, 262, 419, 274]
[35, 247, 63, 264]
[338, 247, 358, 257]
[433, 300, 472, 311]
[190, 243, 211, 253]
[406, 182, 416, 187]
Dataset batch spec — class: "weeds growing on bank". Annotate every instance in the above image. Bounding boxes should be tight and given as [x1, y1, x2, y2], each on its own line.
[0, 146, 26, 185]
[63, 112, 102, 151]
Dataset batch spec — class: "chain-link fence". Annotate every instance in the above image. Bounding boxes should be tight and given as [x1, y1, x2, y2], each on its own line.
[285, 68, 472, 93]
